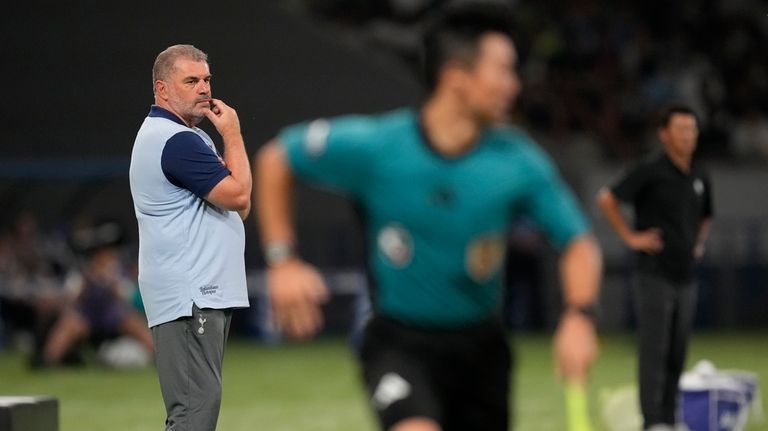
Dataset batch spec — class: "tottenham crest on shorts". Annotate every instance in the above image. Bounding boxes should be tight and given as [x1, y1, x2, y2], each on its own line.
[465, 234, 506, 283]
[372, 372, 412, 410]
[378, 224, 413, 267]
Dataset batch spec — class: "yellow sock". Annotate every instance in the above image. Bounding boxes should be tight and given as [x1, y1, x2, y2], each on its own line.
[565, 381, 594, 431]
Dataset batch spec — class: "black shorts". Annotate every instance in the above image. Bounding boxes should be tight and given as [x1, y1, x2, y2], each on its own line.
[359, 315, 512, 431]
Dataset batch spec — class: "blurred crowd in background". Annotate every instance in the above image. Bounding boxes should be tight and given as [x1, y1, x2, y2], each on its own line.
[299, 0, 768, 161]
[0, 213, 150, 368]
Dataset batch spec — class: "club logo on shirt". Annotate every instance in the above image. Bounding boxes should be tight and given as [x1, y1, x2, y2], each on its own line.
[693, 178, 704, 196]
[372, 372, 411, 410]
[378, 224, 413, 267]
[304, 119, 330, 158]
[466, 234, 506, 283]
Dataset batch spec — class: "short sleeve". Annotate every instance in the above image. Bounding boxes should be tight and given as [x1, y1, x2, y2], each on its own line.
[610, 163, 648, 204]
[521, 151, 590, 250]
[279, 116, 377, 196]
[161, 131, 231, 198]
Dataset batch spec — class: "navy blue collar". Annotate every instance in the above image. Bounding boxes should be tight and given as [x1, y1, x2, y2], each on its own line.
[148, 105, 187, 127]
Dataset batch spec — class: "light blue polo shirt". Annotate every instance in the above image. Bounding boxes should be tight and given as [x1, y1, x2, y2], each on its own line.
[130, 106, 249, 327]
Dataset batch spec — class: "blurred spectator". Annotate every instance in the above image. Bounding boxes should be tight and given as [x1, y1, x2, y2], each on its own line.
[298, 0, 768, 161]
[0, 212, 71, 363]
[40, 219, 153, 367]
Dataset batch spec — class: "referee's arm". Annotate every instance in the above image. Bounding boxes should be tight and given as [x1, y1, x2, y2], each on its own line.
[553, 234, 602, 386]
[256, 140, 297, 247]
[254, 140, 329, 339]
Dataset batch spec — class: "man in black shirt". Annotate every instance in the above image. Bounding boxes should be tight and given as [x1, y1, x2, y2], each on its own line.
[597, 104, 713, 431]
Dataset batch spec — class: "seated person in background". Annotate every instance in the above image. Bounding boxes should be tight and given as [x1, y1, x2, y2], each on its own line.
[42, 219, 153, 366]
[0, 212, 71, 365]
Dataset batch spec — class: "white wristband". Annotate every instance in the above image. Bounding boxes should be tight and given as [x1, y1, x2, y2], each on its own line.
[264, 242, 295, 267]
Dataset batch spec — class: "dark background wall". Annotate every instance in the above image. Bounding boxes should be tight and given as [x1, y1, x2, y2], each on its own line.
[1, 1, 421, 158]
[0, 0, 421, 262]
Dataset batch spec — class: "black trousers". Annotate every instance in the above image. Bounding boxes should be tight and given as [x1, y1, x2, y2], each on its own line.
[634, 272, 697, 429]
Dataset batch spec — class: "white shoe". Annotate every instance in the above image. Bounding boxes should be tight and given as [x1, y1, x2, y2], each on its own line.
[645, 425, 673, 431]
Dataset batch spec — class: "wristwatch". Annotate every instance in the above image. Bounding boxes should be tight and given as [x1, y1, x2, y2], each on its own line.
[264, 241, 295, 267]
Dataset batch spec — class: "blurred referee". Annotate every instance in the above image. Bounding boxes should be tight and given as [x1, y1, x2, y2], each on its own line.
[597, 104, 714, 431]
[255, 2, 602, 430]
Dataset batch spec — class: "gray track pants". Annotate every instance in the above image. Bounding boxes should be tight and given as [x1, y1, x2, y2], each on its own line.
[152, 305, 233, 431]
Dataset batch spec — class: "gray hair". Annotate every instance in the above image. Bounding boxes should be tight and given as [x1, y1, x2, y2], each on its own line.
[152, 44, 208, 90]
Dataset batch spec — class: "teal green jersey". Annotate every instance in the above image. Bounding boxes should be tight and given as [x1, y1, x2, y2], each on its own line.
[280, 108, 589, 327]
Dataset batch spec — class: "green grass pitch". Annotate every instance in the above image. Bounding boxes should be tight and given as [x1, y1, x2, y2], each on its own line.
[1, 332, 765, 430]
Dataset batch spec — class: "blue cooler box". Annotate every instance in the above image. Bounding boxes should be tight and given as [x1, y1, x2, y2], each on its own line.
[680, 361, 762, 431]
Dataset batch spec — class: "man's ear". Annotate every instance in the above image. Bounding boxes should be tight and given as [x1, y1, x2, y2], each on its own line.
[154, 80, 167, 100]
[657, 126, 667, 143]
[440, 61, 470, 93]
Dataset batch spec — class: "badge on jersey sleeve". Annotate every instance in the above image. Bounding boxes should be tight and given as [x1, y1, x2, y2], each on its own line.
[378, 224, 413, 267]
[304, 119, 330, 158]
[465, 234, 506, 283]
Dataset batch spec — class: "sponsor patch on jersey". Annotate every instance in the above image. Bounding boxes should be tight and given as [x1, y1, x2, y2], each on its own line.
[304, 119, 330, 158]
[465, 234, 506, 283]
[378, 224, 413, 267]
[372, 372, 411, 410]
